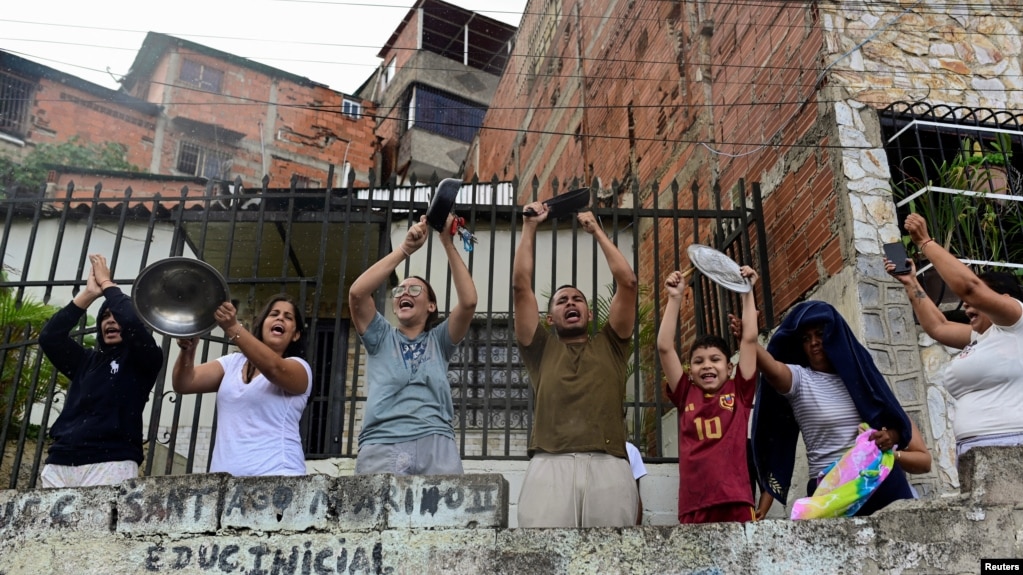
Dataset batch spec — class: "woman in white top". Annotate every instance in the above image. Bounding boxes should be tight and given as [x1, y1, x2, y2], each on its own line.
[172, 295, 312, 476]
[886, 213, 1023, 457]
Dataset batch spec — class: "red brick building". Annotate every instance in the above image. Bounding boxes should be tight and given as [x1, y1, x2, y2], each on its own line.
[1, 32, 377, 196]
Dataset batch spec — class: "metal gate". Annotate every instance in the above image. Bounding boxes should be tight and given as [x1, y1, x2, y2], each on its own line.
[1, 174, 770, 488]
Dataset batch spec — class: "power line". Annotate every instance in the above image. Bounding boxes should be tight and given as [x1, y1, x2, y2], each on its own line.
[2, 0, 1020, 85]
[14, 78, 1020, 155]
[7, 44, 1020, 98]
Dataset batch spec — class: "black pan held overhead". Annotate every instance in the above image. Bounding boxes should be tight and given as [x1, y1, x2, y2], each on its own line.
[425, 178, 463, 232]
[523, 187, 591, 219]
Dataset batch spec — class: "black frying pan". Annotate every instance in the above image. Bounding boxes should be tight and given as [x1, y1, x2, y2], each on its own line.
[523, 188, 591, 219]
[425, 178, 462, 231]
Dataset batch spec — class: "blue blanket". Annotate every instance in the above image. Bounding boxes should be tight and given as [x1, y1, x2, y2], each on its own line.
[750, 300, 911, 504]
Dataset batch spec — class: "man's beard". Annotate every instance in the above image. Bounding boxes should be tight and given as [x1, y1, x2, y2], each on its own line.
[554, 322, 589, 339]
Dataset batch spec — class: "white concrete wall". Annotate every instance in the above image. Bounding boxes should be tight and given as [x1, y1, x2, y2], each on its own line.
[307, 457, 680, 527]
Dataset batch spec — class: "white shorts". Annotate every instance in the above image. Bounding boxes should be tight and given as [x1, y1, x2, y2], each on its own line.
[41, 460, 139, 488]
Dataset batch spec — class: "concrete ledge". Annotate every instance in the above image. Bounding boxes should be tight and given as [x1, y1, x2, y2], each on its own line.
[117, 473, 227, 535]
[389, 473, 507, 529]
[222, 474, 331, 532]
[0, 484, 115, 537]
[1, 448, 1021, 574]
[958, 445, 1023, 507]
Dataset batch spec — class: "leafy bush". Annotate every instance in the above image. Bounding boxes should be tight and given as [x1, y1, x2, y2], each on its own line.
[0, 136, 140, 197]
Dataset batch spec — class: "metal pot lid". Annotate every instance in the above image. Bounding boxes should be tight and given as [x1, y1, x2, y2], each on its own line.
[686, 244, 751, 293]
[132, 257, 230, 337]
[426, 178, 462, 231]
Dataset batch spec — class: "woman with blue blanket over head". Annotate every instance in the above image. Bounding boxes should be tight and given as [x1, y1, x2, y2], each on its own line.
[746, 300, 931, 517]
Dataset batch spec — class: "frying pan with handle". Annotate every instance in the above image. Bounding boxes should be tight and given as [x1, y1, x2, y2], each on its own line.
[523, 188, 591, 219]
[425, 178, 463, 232]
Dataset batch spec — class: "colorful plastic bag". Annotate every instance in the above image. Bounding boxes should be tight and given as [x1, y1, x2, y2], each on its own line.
[790, 423, 895, 520]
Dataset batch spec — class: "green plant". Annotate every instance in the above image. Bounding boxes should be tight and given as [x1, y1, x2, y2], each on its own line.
[0, 136, 140, 197]
[891, 140, 1021, 266]
[0, 275, 74, 426]
[942, 134, 1014, 194]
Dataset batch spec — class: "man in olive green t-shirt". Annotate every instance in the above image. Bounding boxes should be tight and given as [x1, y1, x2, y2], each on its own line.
[511, 202, 639, 528]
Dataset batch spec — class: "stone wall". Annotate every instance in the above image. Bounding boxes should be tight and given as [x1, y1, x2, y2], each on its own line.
[821, 0, 1023, 494]
[2, 446, 1021, 575]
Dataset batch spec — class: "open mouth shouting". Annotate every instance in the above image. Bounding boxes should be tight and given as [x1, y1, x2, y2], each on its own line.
[398, 298, 415, 311]
[270, 322, 287, 336]
[100, 319, 122, 344]
[564, 308, 582, 323]
[698, 370, 718, 384]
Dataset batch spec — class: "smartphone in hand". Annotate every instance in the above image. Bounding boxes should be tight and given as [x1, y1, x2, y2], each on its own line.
[883, 242, 911, 275]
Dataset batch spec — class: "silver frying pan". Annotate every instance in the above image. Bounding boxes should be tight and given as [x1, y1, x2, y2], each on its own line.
[686, 244, 751, 293]
[132, 257, 230, 337]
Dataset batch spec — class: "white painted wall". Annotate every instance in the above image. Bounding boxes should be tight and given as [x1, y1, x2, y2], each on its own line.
[307, 457, 681, 527]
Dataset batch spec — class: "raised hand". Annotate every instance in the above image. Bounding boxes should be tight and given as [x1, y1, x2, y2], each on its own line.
[885, 256, 918, 287]
[664, 270, 686, 300]
[904, 213, 932, 248]
[577, 211, 600, 235]
[739, 265, 758, 288]
[213, 300, 239, 332]
[522, 201, 549, 224]
[403, 215, 430, 254]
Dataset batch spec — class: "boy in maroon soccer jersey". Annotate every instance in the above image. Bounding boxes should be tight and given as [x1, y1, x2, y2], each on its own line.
[656, 266, 763, 524]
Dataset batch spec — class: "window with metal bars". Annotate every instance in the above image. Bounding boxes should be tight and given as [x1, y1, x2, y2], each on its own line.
[0, 71, 33, 139]
[405, 85, 487, 144]
[176, 141, 232, 179]
[447, 316, 530, 430]
[881, 103, 1023, 276]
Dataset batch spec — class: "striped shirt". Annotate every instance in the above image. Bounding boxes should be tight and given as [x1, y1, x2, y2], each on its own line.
[783, 364, 862, 476]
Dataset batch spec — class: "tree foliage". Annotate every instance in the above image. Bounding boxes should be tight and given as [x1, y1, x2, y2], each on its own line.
[0, 136, 140, 197]
[0, 274, 76, 427]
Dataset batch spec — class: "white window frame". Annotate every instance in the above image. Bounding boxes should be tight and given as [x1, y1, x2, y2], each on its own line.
[342, 98, 362, 120]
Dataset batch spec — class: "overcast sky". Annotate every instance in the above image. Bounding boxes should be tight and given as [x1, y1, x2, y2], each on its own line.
[1, 0, 528, 96]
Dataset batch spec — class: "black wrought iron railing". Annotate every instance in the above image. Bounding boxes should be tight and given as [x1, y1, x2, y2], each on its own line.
[1, 174, 768, 488]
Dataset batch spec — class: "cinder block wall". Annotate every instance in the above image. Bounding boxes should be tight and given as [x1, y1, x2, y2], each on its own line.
[2, 447, 1021, 574]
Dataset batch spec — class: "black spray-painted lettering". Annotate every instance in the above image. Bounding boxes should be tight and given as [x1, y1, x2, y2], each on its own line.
[466, 485, 498, 513]
[48, 495, 75, 527]
[139, 540, 390, 573]
[308, 490, 328, 515]
[224, 485, 306, 518]
[121, 486, 218, 524]
[171, 547, 192, 570]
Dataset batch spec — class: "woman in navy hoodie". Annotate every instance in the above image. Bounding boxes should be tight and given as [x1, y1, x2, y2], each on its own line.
[39, 254, 164, 488]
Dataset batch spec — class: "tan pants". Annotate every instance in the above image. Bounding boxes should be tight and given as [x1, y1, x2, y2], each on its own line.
[517, 452, 638, 528]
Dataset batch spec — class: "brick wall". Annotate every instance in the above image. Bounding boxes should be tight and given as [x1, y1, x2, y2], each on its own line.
[471, 0, 835, 337]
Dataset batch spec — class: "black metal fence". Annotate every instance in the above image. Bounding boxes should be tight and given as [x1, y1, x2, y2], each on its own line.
[881, 102, 1023, 288]
[1, 174, 770, 488]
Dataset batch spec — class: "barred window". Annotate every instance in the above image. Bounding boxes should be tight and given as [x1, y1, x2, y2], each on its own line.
[406, 85, 486, 143]
[0, 71, 33, 139]
[448, 316, 530, 430]
[179, 59, 224, 93]
[177, 141, 231, 179]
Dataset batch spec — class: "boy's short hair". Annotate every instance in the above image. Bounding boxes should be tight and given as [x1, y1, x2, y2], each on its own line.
[688, 334, 731, 360]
